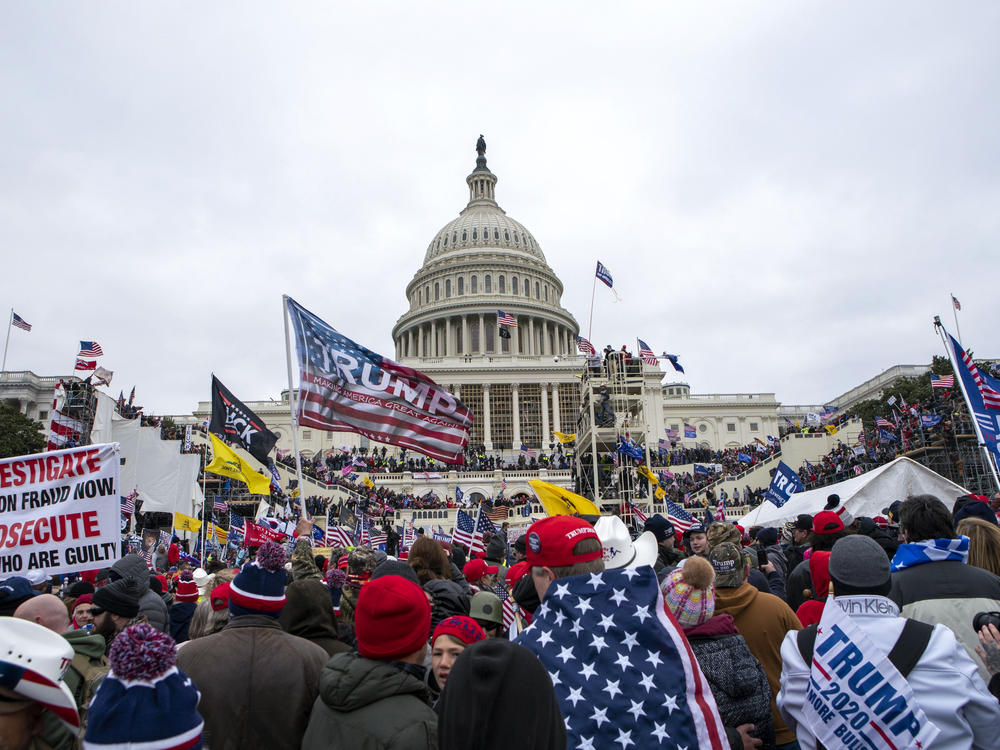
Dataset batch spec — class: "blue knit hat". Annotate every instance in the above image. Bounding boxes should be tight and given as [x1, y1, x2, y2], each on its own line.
[229, 541, 288, 617]
[83, 623, 202, 750]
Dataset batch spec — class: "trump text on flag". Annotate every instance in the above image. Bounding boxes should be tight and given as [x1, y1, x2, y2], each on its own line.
[0, 444, 121, 576]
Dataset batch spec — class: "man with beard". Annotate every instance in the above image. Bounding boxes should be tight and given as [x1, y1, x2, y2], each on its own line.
[90, 578, 143, 653]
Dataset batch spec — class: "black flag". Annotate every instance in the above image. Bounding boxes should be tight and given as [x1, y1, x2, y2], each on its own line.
[210, 375, 278, 466]
[498, 326, 510, 339]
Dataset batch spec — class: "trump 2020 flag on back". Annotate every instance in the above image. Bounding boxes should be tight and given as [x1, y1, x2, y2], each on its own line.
[764, 460, 803, 507]
[515, 567, 726, 749]
[285, 296, 473, 464]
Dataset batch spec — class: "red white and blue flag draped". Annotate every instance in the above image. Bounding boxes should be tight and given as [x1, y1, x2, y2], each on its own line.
[285, 297, 473, 464]
[637, 339, 659, 367]
[714, 497, 726, 521]
[515, 567, 726, 750]
[576, 336, 596, 355]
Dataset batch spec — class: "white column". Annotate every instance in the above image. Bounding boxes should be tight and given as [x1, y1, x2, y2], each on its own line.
[417, 326, 424, 357]
[477, 313, 484, 354]
[408, 329, 414, 358]
[483, 384, 493, 450]
[462, 315, 471, 355]
[542, 321, 549, 356]
[445, 318, 452, 357]
[552, 384, 561, 432]
[528, 318, 536, 356]
[511, 383, 521, 449]
[541, 383, 550, 448]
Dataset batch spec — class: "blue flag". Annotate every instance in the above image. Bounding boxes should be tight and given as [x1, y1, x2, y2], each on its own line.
[693, 464, 713, 477]
[515, 568, 726, 749]
[595, 260, 614, 288]
[455, 486, 464, 502]
[663, 354, 685, 374]
[919, 414, 942, 428]
[763, 460, 803, 508]
[944, 330, 1000, 467]
[878, 428, 899, 443]
[736, 452, 752, 464]
[616, 438, 644, 460]
[684, 424, 697, 438]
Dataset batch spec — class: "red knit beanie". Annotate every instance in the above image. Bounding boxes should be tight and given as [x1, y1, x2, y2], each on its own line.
[432, 616, 486, 647]
[174, 571, 198, 603]
[354, 576, 431, 661]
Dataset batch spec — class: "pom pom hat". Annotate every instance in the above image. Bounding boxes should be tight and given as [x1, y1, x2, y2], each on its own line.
[662, 556, 716, 627]
[354, 575, 431, 661]
[525, 516, 601, 569]
[0, 617, 79, 732]
[83, 623, 203, 750]
[229, 541, 288, 617]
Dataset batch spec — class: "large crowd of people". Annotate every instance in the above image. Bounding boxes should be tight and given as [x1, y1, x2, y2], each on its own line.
[5, 489, 1000, 749]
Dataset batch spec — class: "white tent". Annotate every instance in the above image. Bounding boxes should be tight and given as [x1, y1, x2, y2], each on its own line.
[738, 457, 968, 528]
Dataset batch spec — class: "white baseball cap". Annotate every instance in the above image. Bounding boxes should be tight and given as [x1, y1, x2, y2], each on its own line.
[0, 617, 80, 732]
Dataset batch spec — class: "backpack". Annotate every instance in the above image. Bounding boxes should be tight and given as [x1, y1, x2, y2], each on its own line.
[68, 650, 110, 732]
[795, 619, 934, 750]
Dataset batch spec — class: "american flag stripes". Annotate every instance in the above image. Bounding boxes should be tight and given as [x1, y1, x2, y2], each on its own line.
[930, 373, 954, 390]
[485, 504, 510, 523]
[637, 339, 659, 367]
[497, 310, 517, 327]
[627, 501, 648, 524]
[451, 509, 478, 550]
[519, 444, 537, 459]
[213, 497, 228, 513]
[665, 500, 695, 532]
[285, 297, 473, 464]
[11, 312, 31, 331]
[714, 497, 726, 521]
[325, 524, 354, 548]
[952, 294, 961, 311]
[576, 336, 596, 355]
[120, 491, 136, 517]
[78, 341, 104, 357]
[493, 581, 517, 631]
[874, 416, 894, 429]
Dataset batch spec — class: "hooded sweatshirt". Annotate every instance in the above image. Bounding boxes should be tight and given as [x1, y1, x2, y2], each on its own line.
[302, 652, 438, 750]
[279, 579, 351, 657]
[436, 639, 565, 750]
[713, 582, 802, 746]
[110, 554, 168, 632]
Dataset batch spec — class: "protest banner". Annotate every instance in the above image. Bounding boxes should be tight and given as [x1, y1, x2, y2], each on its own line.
[0, 443, 120, 577]
[243, 521, 288, 547]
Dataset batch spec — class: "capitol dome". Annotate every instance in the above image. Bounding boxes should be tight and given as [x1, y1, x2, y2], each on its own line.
[393, 138, 579, 362]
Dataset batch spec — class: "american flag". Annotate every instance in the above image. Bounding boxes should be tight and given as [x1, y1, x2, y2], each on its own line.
[78, 341, 104, 357]
[229, 511, 245, 538]
[874, 416, 894, 428]
[493, 581, 517, 631]
[485, 503, 510, 523]
[665, 428, 679, 439]
[930, 373, 954, 389]
[957, 343, 1000, 410]
[285, 297, 473, 465]
[370, 527, 388, 548]
[665, 500, 695, 532]
[325, 524, 354, 548]
[451, 509, 478, 551]
[637, 339, 659, 367]
[952, 294, 961, 311]
[213, 497, 228, 513]
[627, 501, 648, 524]
[497, 309, 517, 327]
[356, 515, 371, 547]
[576, 336, 596, 355]
[120, 491, 136, 517]
[11, 312, 31, 331]
[74, 359, 96, 371]
[515, 567, 726, 750]
[519, 444, 537, 459]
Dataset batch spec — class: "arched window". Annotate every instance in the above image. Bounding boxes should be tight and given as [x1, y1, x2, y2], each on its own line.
[453, 232, 457, 244]
[543, 285, 548, 301]
[485, 275, 492, 293]
[504, 230, 510, 241]
[434, 283, 440, 301]
[471, 275, 478, 293]
[494, 229, 499, 240]
[425, 286, 430, 303]
[461, 230, 467, 241]
[445, 279, 451, 297]
[443, 235, 448, 247]
[472, 229, 478, 240]
[457, 277, 464, 295]
[512, 277, 519, 295]
[498, 275, 505, 293]
[418, 290, 422, 305]
[535, 281, 540, 298]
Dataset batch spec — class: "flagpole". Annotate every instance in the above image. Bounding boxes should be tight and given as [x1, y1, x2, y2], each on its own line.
[199, 453, 208, 567]
[951, 293, 963, 347]
[935, 320, 1000, 492]
[281, 295, 308, 521]
[587, 266, 597, 345]
[1, 309, 13, 373]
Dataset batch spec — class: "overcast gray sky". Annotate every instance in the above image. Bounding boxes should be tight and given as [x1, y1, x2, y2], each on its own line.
[3, 2, 998, 415]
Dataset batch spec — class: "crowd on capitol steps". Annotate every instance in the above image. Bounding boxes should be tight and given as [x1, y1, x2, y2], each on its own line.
[4, 490, 1000, 749]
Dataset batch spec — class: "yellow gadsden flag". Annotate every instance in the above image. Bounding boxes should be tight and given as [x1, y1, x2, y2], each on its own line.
[173, 512, 202, 534]
[636, 465, 658, 485]
[361, 476, 375, 489]
[528, 479, 601, 517]
[205, 433, 272, 495]
[552, 431, 577, 444]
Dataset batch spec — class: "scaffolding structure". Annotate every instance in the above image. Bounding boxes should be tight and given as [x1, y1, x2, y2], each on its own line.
[574, 352, 658, 519]
[47, 378, 97, 450]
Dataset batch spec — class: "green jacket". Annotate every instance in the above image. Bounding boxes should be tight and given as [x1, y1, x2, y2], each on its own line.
[41, 629, 109, 750]
[302, 652, 438, 750]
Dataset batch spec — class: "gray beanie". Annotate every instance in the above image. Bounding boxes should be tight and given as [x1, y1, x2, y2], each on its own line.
[829, 535, 890, 592]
